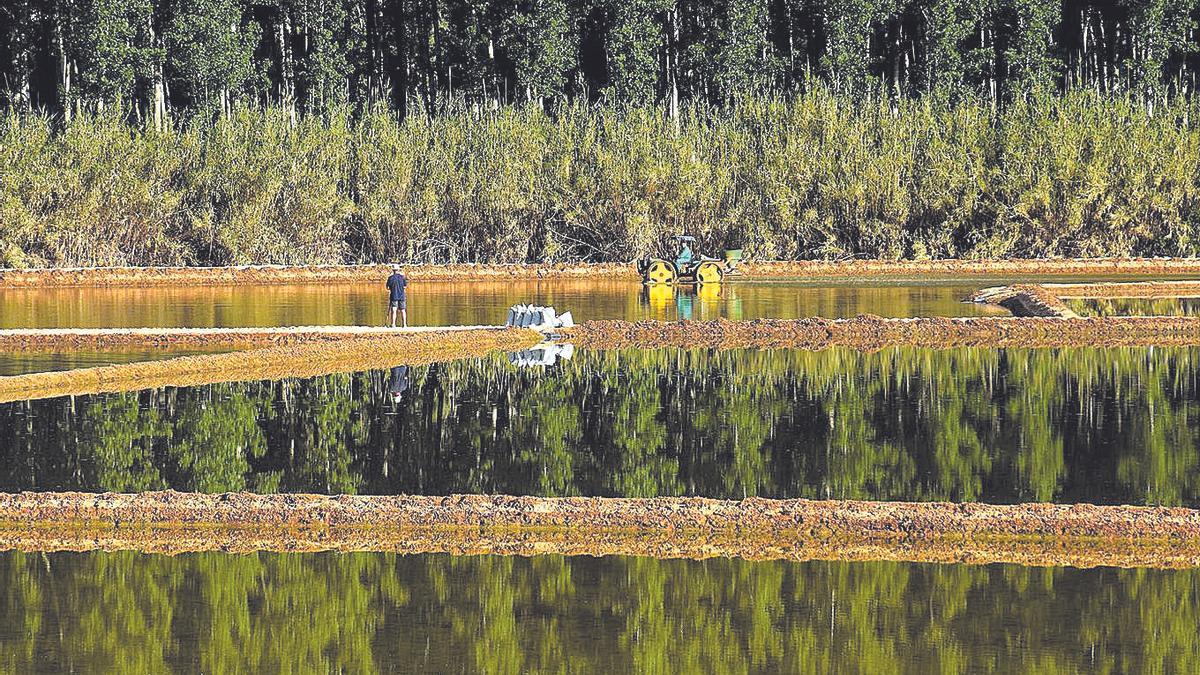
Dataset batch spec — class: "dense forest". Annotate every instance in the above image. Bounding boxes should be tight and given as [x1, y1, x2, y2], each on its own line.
[5, 1, 1200, 265]
[4, 0, 1200, 117]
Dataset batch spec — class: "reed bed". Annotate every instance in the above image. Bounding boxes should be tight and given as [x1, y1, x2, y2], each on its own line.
[4, 89, 1200, 267]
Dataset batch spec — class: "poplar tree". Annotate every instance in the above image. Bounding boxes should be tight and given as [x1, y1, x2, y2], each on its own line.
[162, 0, 257, 112]
[3, 0, 1200, 113]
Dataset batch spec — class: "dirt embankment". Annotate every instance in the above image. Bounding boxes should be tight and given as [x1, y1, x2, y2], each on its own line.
[0, 326, 513, 351]
[0, 263, 634, 287]
[4, 492, 1200, 569]
[972, 284, 1079, 318]
[5, 257, 1200, 288]
[1045, 280, 1200, 299]
[744, 257, 1200, 279]
[974, 280, 1200, 318]
[0, 328, 542, 403]
[563, 316, 1200, 351]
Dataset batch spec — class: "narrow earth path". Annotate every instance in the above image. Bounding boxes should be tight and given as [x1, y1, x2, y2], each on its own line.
[3, 491, 1200, 569]
[0, 324, 520, 350]
[0, 328, 542, 403]
[5, 258, 1200, 287]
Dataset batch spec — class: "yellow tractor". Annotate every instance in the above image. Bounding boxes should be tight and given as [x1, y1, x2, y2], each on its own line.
[637, 236, 736, 285]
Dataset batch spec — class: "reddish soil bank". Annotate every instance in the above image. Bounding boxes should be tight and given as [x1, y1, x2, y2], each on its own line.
[0, 328, 541, 403]
[0, 263, 633, 287]
[5, 257, 1200, 287]
[745, 257, 1200, 279]
[563, 316, 1200, 350]
[0, 325, 512, 351]
[1045, 280, 1200, 298]
[3, 492, 1200, 568]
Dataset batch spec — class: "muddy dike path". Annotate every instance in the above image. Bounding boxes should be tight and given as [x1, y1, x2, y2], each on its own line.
[563, 316, 1200, 350]
[5, 257, 1200, 287]
[0, 328, 542, 403]
[4, 492, 1200, 569]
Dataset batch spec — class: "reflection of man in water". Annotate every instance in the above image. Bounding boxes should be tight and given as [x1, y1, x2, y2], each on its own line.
[390, 365, 410, 403]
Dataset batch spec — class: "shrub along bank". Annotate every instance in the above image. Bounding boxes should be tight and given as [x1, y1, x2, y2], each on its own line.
[5, 88, 1200, 267]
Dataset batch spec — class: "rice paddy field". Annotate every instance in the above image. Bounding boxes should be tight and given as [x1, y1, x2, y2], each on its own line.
[3, 263, 1200, 672]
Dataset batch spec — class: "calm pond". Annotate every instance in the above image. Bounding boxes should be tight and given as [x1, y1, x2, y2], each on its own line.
[0, 550, 1194, 673]
[4, 346, 1198, 506]
[0, 278, 1011, 329]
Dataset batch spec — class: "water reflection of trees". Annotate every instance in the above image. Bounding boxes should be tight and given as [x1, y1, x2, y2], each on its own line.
[1, 346, 1198, 505]
[0, 551, 1196, 673]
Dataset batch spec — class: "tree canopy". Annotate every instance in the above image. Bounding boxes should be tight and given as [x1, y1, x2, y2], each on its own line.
[3, 0, 1200, 118]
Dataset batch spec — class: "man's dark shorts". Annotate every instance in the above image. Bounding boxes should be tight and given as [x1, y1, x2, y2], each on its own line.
[390, 299, 407, 310]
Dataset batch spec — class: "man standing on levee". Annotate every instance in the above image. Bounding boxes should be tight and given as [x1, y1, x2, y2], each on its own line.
[387, 265, 408, 328]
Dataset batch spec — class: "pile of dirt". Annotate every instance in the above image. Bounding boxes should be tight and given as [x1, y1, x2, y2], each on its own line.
[3, 491, 1200, 568]
[971, 284, 1079, 318]
[0, 328, 542, 403]
[6, 258, 1200, 287]
[563, 316, 1200, 350]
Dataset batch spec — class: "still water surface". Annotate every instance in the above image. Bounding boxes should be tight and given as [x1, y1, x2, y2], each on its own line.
[0, 550, 1194, 674]
[1067, 296, 1200, 317]
[4, 346, 1198, 506]
[0, 279, 1008, 329]
[0, 349, 228, 376]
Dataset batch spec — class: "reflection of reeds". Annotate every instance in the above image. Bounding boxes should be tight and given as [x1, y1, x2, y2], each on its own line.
[6, 88, 1200, 267]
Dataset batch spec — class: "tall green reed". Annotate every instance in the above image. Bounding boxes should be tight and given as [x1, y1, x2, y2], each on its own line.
[3, 87, 1200, 267]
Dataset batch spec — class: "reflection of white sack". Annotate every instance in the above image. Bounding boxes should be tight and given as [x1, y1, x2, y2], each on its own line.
[508, 343, 576, 368]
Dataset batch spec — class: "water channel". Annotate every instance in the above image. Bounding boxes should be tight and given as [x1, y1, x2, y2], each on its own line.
[0, 278, 1014, 330]
[2, 276, 1198, 670]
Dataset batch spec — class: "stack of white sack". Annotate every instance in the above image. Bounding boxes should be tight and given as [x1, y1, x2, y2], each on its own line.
[504, 305, 575, 330]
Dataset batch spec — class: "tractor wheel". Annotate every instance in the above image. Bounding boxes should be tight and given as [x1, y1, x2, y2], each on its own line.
[644, 259, 677, 285]
[695, 261, 724, 284]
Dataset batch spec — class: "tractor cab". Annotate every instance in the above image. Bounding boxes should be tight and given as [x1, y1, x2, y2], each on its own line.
[638, 235, 729, 285]
[674, 235, 696, 269]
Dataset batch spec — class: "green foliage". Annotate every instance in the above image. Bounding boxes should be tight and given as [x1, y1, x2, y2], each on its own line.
[69, 0, 160, 102]
[161, 0, 258, 111]
[505, 0, 576, 101]
[5, 0, 1200, 116]
[6, 89, 1200, 266]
